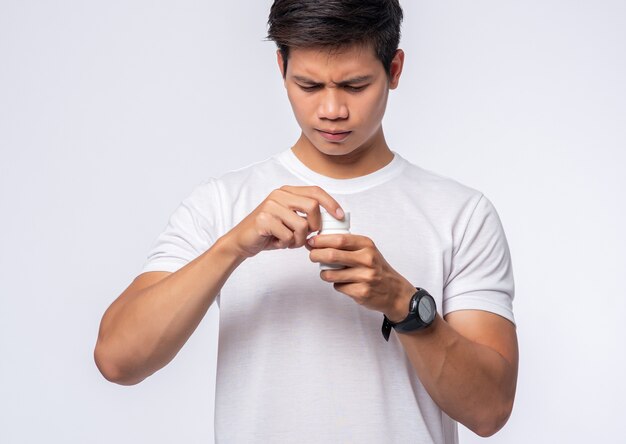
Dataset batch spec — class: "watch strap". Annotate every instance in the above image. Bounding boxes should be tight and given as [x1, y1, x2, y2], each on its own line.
[381, 315, 393, 341]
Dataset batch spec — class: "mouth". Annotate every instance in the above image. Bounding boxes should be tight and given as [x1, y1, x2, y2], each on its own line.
[316, 129, 352, 142]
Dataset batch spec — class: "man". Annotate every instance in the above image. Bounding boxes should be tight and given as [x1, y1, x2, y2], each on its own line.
[94, 1, 518, 442]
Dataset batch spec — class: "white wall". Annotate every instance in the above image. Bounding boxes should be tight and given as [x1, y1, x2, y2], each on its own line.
[1, 1, 624, 442]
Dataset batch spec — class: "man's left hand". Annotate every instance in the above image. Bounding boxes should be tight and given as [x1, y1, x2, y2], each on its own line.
[306, 233, 415, 323]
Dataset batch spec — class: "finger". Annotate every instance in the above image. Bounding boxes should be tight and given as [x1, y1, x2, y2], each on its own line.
[259, 212, 295, 250]
[278, 185, 344, 228]
[264, 200, 311, 248]
[304, 235, 315, 251]
[309, 233, 372, 252]
[330, 281, 362, 299]
[269, 189, 324, 233]
[311, 248, 367, 268]
[320, 268, 362, 284]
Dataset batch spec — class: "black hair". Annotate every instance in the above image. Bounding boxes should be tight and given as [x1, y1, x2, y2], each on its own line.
[267, 0, 403, 77]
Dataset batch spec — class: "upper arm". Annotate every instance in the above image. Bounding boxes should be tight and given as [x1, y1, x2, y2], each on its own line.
[442, 194, 517, 366]
[444, 309, 518, 369]
[95, 271, 173, 382]
[105, 271, 172, 318]
[443, 195, 515, 325]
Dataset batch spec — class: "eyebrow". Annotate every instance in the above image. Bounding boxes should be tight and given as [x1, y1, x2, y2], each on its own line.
[292, 75, 373, 86]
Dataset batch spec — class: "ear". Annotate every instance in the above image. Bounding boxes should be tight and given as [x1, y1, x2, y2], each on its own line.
[276, 50, 287, 81]
[388, 49, 405, 90]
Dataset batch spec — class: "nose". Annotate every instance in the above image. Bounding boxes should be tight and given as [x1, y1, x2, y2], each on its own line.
[317, 88, 349, 121]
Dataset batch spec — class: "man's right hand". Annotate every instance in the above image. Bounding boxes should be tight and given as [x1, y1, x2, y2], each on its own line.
[94, 185, 343, 384]
[226, 185, 344, 259]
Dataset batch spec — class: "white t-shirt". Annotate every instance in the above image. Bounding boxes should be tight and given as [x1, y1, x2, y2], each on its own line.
[140, 148, 515, 444]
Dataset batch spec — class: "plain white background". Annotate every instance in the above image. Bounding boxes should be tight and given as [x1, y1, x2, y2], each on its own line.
[1, 1, 624, 442]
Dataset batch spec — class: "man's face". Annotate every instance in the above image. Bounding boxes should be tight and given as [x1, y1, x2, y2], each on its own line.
[279, 44, 402, 157]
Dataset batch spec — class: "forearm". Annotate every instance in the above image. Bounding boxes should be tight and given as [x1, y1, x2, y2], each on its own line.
[95, 234, 245, 385]
[395, 314, 516, 437]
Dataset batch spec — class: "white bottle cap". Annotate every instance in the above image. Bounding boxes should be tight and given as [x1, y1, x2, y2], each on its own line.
[320, 208, 350, 231]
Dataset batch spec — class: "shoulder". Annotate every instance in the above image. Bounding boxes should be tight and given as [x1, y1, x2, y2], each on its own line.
[395, 154, 486, 218]
[184, 152, 285, 200]
[404, 157, 481, 198]
[211, 152, 289, 193]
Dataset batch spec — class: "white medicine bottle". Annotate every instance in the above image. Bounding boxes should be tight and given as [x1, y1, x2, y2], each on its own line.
[318, 208, 351, 271]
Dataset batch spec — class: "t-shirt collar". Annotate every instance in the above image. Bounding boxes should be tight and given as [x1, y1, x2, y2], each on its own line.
[275, 147, 406, 194]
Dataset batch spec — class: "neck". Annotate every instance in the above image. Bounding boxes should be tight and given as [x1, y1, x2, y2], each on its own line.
[291, 127, 394, 179]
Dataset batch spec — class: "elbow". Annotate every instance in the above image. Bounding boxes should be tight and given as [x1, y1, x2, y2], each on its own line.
[94, 342, 145, 386]
[469, 398, 514, 438]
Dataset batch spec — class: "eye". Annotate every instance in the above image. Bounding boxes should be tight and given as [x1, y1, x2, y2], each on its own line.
[345, 85, 367, 92]
[297, 84, 322, 92]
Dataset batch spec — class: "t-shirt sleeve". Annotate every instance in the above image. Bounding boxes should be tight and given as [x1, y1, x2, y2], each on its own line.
[139, 178, 221, 274]
[442, 194, 515, 325]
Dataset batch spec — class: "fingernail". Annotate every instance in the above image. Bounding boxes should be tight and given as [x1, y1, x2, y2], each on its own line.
[336, 207, 344, 219]
[308, 237, 315, 246]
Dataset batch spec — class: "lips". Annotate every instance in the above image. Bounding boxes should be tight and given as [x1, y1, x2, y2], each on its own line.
[319, 129, 349, 134]
[316, 129, 352, 142]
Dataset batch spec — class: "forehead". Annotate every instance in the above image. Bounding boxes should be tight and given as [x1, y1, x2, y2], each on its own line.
[287, 44, 382, 79]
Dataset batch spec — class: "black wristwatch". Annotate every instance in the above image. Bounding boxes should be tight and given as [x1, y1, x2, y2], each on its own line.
[382, 287, 437, 341]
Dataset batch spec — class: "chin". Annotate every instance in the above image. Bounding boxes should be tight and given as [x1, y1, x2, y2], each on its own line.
[315, 145, 358, 157]
[313, 138, 361, 156]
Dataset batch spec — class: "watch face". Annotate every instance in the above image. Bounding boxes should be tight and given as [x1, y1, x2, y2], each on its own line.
[418, 296, 436, 324]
